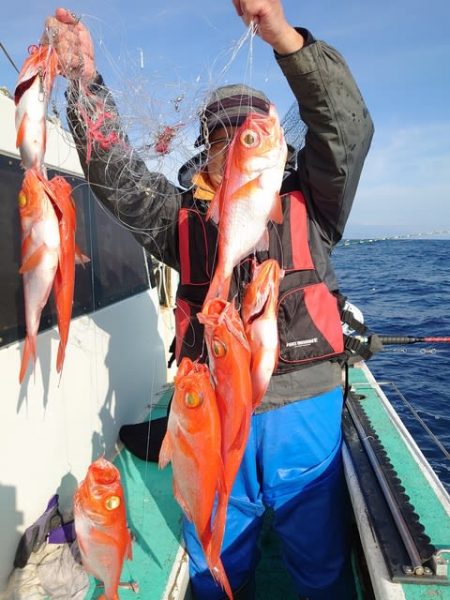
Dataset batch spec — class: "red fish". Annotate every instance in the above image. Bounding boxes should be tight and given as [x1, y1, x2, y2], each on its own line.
[18, 169, 60, 382]
[198, 299, 253, 562]
[159, 357, 232, 598]
[45, 176, 80, 374]
[15, 44, 59, 171]
[204, 105, 287, 304]
[242, 259, 284, 408]
[74, 457, 132, 600]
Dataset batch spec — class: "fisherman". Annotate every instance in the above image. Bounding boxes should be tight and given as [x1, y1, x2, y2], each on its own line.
[45, 1, 373, 598]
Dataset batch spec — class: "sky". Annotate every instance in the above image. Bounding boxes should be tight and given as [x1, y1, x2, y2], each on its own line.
[2, 0, 450, 238]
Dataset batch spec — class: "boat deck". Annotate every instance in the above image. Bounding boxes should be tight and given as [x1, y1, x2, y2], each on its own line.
[345, 363, 450, 600]
[84, 364, 450, 599]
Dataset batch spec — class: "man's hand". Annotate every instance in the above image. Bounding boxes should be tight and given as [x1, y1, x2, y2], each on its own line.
[41, 7, 96, 83]
[232, 0, 304, 55]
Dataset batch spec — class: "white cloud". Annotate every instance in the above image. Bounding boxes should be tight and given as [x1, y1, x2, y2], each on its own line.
[348, 121, 450, 234]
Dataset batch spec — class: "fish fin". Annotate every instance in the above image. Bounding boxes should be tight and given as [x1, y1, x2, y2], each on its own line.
[208, 458, 228, 565]
[76, 535, 88, 557]
[19, 335, 36, 383]
[175, 429, 201, 467]
[209, 558, 233, 600]
[230, 177, 261, 203]
[206, 193, 221, 224]
[173, 479, 193, 522]
[269, 193, 283, 224]
[158, 433, 173, 469]
[16, 113, 28, 149]
[250, 349, 274, 409]
[20, 235, 34, 263]
[75, 246, 90, 266]
[19, 244, 47, 273]
[203, 274, 232, 307]
[126, 529, 133, 560]
[254, 229, 269, 252]
[230, 412, 251, 454]
[56, 342, 66, 375]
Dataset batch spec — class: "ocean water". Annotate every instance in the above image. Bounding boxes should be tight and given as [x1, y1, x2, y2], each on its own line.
[333, 238, 450, 491]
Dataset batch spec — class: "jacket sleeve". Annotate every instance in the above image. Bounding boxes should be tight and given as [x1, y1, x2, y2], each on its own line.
[276, 29, 374, 246]
[66, 74, 181, 271]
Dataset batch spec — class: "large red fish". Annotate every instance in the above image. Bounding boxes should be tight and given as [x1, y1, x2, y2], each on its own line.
[18, 169, 60, 382]
[197, 299, 253, 563]
[15, 44, 59, 171]
[204, 105, 287, 304]
[242, 259, 284, 409]
[159, 357, 232, 598]
[74, 457, 132, 600]
[45, 176, 79, 374]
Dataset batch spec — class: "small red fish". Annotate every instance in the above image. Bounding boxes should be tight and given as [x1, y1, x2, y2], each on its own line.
[15, 44, 59, 171]
[18, 169, 60, 382]
[159, 357, 232, 599]
[204, 105, 287, 304]
[242, 259, 284, 408]
[198, 299, 253, 564]
[74, 457, 132, 600]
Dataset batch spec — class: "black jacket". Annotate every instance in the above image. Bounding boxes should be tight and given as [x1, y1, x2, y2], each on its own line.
[67, 29, 374, 409]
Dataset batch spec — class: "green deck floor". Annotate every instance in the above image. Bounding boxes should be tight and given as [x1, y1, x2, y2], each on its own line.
[349, 364, 450, 599]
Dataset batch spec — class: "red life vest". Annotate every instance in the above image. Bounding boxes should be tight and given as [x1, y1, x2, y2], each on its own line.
[174, 190, 344, 373]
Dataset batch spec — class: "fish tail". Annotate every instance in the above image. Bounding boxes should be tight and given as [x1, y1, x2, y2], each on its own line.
[207, 468, 228, 565]
[209, 558, 233, 600]
[56, 340, 66, 374]
[19, 334, 36, 383]
[203, 274, 232, 307]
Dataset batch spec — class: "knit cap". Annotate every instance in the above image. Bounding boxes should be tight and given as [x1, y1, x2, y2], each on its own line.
[195, 83, 271, 147]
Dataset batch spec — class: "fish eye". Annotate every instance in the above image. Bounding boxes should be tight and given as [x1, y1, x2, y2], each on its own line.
[212, 338, 227, 358]
[240, 129, 259, 148]
[185, 391, 203, 408]
[18, 192, 27, 208]
[105, 495, 121, 510]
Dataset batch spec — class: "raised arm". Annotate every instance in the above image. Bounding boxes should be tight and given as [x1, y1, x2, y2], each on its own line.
[43, 8, 182, 270]
[232, 0, 374, 246]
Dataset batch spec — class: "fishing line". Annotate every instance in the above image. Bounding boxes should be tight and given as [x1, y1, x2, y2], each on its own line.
[202, 21, 267, 300]
[379, 380, 450, 462]
[137, 350, 158, 532]
[213, 22, 256, 85]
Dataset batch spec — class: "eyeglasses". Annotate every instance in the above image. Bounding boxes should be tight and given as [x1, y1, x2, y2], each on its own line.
[207, 136, 231, 148]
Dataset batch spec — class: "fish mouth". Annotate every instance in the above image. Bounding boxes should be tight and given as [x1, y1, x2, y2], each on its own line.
[89, 459, 119, 485]
[201, 298, 228, 318]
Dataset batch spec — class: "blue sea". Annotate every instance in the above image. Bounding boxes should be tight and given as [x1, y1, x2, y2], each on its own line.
[333, 238, 450, 492]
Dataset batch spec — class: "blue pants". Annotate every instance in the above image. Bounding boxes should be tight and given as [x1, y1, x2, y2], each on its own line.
[183, 386, 355, 599]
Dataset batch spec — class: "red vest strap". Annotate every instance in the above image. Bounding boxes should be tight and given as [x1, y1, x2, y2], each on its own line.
[178, 208, 191, 284]
[288, 191, 314, 271]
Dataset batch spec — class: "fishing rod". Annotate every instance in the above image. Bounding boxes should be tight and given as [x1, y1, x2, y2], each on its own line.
[377, 336, 450, 345]
[0, 41, 19, 74]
